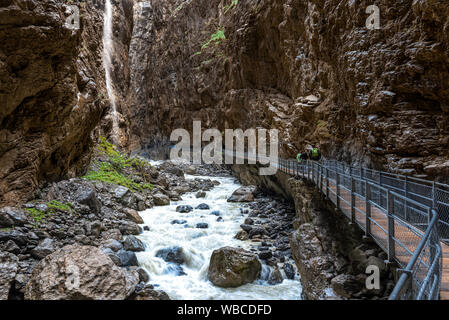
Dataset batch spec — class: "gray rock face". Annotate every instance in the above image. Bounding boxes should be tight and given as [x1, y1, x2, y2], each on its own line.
[24, 245, 139, 300]
[124, 208, 144, 224]
[115, 249, 139, 267]
[114, 186, 130, 199]
[75, 188, 101, 214]
[176, 205, 193, 213]
[31, 238, 55, 260]
[331, 274, 363, 299]
[0, 251, 18, 299]
[123, 236, 145, 252]
[0, 207, 28, 227]
[155, 247, 185, 265]
[208, 247, 261, 288]
[153, 193, 170, 206]
[227, 186, 257, 202]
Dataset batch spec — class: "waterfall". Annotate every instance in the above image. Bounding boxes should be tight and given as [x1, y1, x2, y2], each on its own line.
[102, 0, 119, 143]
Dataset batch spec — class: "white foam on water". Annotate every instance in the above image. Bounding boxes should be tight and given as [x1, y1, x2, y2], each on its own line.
[136, 175, 302, 300]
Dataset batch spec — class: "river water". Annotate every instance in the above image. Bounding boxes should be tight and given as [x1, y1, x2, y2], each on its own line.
[136, 174, 302, 300]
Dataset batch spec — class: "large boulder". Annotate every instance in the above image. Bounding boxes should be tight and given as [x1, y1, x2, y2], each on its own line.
[330, 274, 363, 298]
[0, 207, 28, 227]
[123, 236, 145, 252]
[130, 284, 171, 300]
[155, 247, 185, 265]
[208, 247, 261, 288]
[176, 205, 193, 213]
[31, 238, 55, 260]
[227, 186, 257, 202]
[124, 208, 144, 224]
[75, 187, 101, 214]
[24, 245, 139, 300]
[0, 251, 18, 299]
[153, 193, 170, 206]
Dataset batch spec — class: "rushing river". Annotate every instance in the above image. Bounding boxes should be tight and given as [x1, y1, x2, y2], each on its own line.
[136, 174, 302, 300]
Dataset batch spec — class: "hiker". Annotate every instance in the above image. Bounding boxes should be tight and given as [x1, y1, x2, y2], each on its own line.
[308, 146, 322, 161]
[296, 151, 309, 163]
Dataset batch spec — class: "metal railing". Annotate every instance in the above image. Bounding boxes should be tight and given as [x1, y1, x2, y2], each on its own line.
[277, 158, 444, 300]
[222, 150, 446, 300]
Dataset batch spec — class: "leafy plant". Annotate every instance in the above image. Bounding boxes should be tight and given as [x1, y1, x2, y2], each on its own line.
[201, 29, 226, 50]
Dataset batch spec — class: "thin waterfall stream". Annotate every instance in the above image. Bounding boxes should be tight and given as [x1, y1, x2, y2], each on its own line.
[102, 0, 120, 142]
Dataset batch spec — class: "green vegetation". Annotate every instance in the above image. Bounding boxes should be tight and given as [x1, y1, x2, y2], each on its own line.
[201, 29, 226, 50]
[224, 0, 239, 14]
[26, 200, 73, 227]
[47, 200, 72, 212]
[83, 137, 154, 192]
[0, 227, 11, 232]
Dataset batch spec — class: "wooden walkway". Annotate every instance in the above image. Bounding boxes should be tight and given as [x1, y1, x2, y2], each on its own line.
[281, 166, 449, 300]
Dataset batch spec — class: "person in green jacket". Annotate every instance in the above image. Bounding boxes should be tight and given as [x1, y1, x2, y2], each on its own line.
[296, 151, 309, 163]
[309, 146, 322, 161]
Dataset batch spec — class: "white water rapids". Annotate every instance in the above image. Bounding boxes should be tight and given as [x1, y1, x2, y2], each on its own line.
[102, 0, 120, 142]
[136, 174, 302, 300]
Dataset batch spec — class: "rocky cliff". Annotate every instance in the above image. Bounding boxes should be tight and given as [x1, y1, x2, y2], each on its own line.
[124, 0, 449, 181]
[0, 0, 135, 205]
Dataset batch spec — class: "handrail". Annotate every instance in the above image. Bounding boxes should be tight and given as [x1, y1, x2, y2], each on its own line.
[222, 150, 445, 300]
[389, 211, 440, 300]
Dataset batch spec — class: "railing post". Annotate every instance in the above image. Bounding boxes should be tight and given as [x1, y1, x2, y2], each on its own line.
[365, 181, 371, 236]
[432, 181, 436, 210]
[387, 190, 395, 262]
[351, 177, 356, 223]
[336, 172, 341, 210]
[307, 161, 310, 181]
[379, 171, 383, 186]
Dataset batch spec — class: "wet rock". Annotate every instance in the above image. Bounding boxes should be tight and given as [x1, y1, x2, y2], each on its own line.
[185, 166, 197, 175]
[240, 224, 253, 232]
[248, 227, 265, 238]
[0, 230, 29, 246]
[31, 238, 55, 260]
[216, 217, 224, 222]
[208, 247, 261, 288]
[101, 229, 122, 241]
[268, 268, 283, 285]
[30, 246, 139, 300]
[227, 186, 257, 202]
[331, 274, 363, 299]
[196, 223, 209, 229]
[176, 205, 193, 213]
[123, 236, 145, 252]
[210, 210, 221, 216]
[164, 264, 187, 276]
[155, 247, 185, 265]
[258, 250, 272, 260]
[102, 248, 123, 266]
[283, 263, 295, 280]
[143, 226, 150, 231]
[0, 207, 28, 227]
[124, 208, 144, 224]
[234, 230, 249, 241]
[0, 251, 18, 299]
[196, 203, 210, 210]
[195, 191, 206, 198]
[119, 221, 142, 236]
[153, 193, 170, 206]
[130, 284, 170, 300]
[171, 219, 187, 225]
[136, 268, 150, 283]
[244, 218, 254, 225]
[115, 249, 139, 267]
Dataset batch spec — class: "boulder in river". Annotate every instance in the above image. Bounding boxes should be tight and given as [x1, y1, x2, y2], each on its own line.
[227, 186, 257, 202]
[196, 223, 209, 229]
[208, 247, 261, 288]
[153, 193, 170, 206]
[196, 203, 210, 210]
[155, 246, 185, 265]
[195, 191, 206, 198]
[176, 205, 193, 213]
[123, 235, 146, 252]
[24, 245, 139, 300]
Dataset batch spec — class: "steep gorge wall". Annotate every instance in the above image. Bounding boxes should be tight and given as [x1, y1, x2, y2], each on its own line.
[125, 0, 449, 181]
[0, 0, 134, 205]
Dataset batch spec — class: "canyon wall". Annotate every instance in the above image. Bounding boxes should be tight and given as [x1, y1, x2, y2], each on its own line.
[126, 0, 449, 181]
[0, 0, 133, 205]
